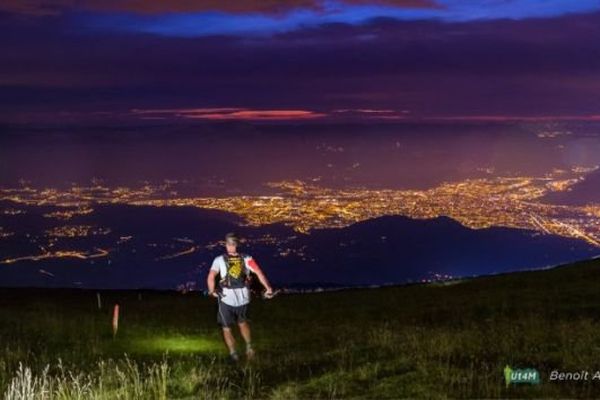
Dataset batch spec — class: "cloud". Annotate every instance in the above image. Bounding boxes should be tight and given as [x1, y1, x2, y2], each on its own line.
[130, 107, 244, 115]
[130, 108, 327, 121]
[429, 115, 600, 122]
[0, 0, 438, 16]
[2, 10, 600, 122]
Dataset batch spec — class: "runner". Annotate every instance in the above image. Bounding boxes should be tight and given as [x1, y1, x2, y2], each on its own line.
[206, 232, 274, 362]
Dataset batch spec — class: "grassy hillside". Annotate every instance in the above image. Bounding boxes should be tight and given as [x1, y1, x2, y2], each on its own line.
[1, 258, 600, 398]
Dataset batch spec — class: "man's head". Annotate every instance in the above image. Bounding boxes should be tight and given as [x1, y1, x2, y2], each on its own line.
[224, 232, 240, 254]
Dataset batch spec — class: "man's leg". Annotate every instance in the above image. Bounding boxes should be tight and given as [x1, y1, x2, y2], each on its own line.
[218, 302, 239, 361]
[222, 327, 238, 360]
[238, 321, 254, 359]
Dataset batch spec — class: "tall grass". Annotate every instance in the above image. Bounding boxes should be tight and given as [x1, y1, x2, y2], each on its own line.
[3, 358, 169, 400]
[2, 358, 266, 400]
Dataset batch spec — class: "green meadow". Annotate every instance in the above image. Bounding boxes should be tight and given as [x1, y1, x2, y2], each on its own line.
[2, 258, 600, 399]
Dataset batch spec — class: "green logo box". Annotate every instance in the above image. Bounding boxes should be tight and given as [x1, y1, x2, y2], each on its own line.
[504, 365, 541, 387]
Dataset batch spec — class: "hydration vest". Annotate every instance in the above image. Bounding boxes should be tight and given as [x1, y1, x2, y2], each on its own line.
[220, 253, 249, 289]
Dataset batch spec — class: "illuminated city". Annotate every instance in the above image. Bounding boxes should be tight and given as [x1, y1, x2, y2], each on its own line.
[2, 165, 600, 263]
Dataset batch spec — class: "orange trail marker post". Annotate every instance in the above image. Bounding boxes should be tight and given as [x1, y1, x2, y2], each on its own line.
[112, 304, 119, 339]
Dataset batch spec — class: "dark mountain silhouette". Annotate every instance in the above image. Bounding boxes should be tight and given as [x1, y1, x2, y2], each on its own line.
[0, 203, 597, 289]
[272, 215, 597, 285]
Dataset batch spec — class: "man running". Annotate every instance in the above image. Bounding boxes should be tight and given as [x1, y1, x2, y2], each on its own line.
[207, 232, 273, 362]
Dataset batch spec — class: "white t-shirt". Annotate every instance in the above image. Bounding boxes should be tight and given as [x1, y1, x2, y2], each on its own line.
[210, 254, 258, 307]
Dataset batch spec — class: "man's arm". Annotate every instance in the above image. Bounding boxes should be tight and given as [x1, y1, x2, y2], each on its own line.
[247, 258, 273, 294]
[206, 269, 219, 297]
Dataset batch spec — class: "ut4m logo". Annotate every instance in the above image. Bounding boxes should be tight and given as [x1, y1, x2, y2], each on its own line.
[504, 365, 541, 387]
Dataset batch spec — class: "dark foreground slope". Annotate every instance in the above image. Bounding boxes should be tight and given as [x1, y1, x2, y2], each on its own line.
[1, 257, 600, 398]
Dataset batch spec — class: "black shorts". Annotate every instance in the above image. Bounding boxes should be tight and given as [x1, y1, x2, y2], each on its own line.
[217, 301, 249, 327]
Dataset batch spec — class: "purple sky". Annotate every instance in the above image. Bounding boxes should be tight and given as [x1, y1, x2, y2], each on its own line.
[1, 0, 600, 126]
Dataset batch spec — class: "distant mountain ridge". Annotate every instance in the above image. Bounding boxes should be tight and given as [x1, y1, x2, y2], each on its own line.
[273, 214, 598, 286]
[0, 202, 597, 289]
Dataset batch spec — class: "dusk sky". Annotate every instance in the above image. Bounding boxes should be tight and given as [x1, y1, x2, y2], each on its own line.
[2, 0, 600, 126]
